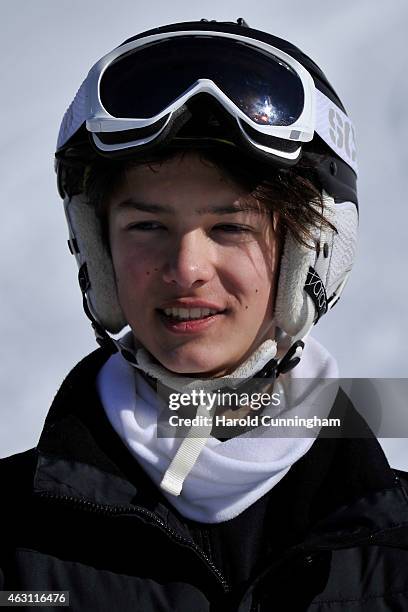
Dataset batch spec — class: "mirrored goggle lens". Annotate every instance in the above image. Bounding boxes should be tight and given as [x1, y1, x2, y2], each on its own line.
[100, 36, 305, 126]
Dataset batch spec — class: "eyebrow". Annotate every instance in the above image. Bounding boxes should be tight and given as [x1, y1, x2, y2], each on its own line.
[113, 198, 264, 215]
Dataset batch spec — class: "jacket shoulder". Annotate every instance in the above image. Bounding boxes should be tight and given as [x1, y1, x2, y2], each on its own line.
[394, 468, 408, 494]
[0, 448, 37, 502]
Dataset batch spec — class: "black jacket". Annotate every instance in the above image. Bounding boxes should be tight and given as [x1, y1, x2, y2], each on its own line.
[1, 348, 408, 611]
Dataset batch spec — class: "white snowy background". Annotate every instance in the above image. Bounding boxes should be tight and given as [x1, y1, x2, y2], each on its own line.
[1, 0, 407, 466]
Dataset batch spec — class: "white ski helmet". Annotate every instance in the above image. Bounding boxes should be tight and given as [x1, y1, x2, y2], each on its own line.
[55, 19, 358, 378]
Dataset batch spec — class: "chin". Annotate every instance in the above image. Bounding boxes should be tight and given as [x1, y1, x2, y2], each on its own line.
[159, 352, 228, 378]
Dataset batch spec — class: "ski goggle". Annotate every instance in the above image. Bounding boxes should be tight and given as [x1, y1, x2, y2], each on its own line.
[57, 30, 357, 173]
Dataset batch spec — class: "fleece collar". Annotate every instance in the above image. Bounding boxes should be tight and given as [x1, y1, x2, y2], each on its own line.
[96, 337, 340, 522]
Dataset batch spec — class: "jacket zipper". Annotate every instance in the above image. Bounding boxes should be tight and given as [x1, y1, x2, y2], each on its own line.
[35, 491, 230, 593]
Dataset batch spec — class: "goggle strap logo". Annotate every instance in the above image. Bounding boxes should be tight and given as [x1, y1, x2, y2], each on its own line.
[316, 89, 358, 176]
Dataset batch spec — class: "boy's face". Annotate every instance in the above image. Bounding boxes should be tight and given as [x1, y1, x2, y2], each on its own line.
[108, 151, 281, 377]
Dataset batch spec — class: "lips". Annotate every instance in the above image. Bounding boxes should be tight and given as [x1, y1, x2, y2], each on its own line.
[158, 299, 225, 311]
[157, 299, 226, 320]
[157, 309, 225, 333]
[155, 299, 226, 334]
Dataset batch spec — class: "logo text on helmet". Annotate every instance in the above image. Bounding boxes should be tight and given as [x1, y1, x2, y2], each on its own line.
[304, 267, 328, 320]
[328, 108, 357, 163]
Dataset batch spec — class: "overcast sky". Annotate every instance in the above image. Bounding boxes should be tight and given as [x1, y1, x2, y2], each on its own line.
[1, 0, 407, 466]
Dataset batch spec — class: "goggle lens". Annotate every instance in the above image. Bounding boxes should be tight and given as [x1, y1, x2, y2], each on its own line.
[100, 36, 305, 127]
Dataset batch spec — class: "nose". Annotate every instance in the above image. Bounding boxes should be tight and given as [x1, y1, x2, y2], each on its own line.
[162, 230, 215, 289]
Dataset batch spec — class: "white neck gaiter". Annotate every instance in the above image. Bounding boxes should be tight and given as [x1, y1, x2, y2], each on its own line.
[97, 336, 338, 523]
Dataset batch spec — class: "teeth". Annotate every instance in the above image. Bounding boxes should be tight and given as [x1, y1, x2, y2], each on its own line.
[163, 307, 219, 319]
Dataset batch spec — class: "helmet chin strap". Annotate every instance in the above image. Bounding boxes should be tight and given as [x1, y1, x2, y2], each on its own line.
[80, 265, 306, 387]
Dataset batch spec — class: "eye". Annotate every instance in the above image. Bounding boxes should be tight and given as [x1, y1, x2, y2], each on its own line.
[213, 224, 251, 234]
[127, 221, 164, 231]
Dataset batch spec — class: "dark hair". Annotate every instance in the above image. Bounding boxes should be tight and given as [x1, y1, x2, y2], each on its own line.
[65, 146, 336, 249]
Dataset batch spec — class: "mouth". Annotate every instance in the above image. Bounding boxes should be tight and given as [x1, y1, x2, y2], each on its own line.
[158, 306, 226, 321]
[156, 306, 228, 333]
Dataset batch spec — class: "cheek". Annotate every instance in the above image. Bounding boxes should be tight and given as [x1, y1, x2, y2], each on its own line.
[111, 244, 158, 300]
[119, 259, 154, 287]
[233, 244, 278, 292]
[234, 242, 280, 313]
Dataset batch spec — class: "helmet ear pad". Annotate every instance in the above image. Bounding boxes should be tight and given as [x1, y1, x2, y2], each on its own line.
[64, 194, 127, 333]
[274, 229, 316, 338]
[274, 194, 358, 338]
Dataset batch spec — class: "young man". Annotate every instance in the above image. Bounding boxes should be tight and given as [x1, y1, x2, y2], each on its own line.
[1, 19, 408, 611]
